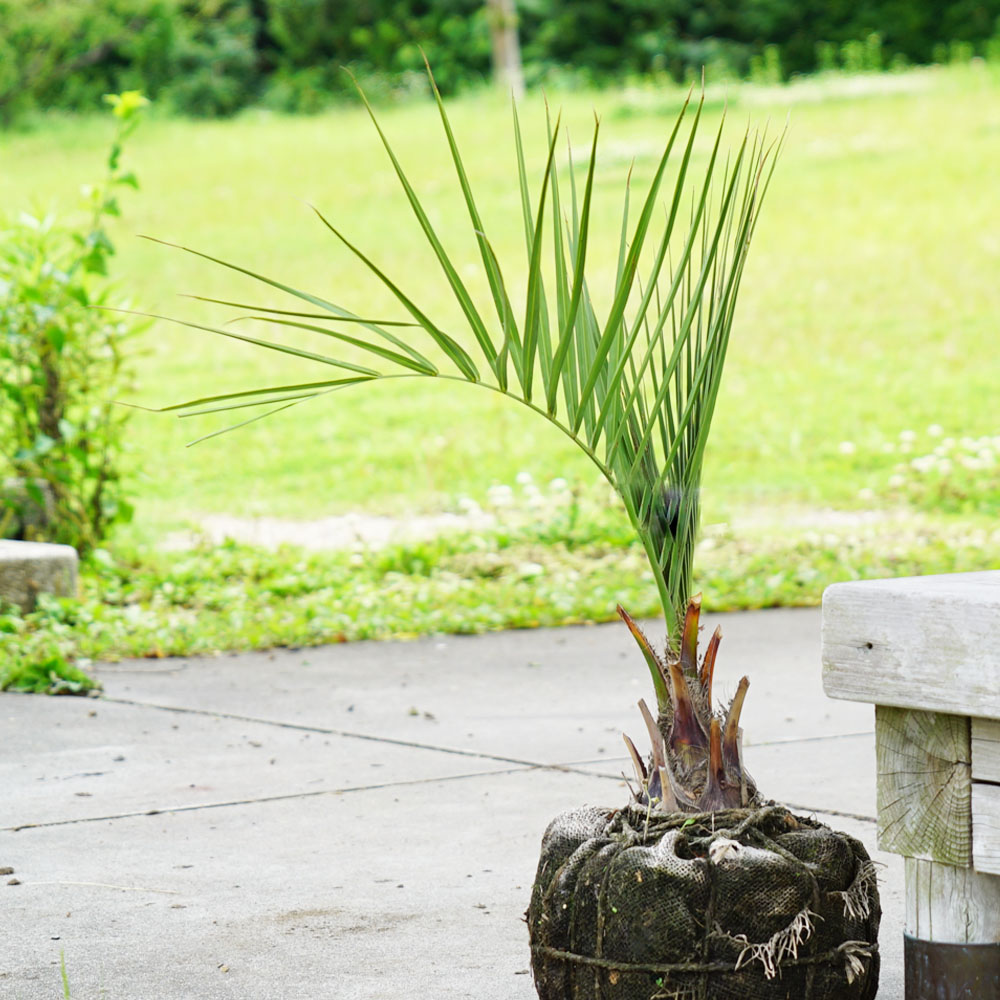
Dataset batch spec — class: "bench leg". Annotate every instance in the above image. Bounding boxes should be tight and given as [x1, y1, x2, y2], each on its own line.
[903, 858, 1000, 999]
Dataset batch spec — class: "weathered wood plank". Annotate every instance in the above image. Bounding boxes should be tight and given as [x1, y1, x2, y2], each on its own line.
[973, 782, 1000, 876]
[821, 571, 1000, 716]
[972, 717, 1000, 783]
[876, 706, 971, 866]
[904, 857, 1000, 943]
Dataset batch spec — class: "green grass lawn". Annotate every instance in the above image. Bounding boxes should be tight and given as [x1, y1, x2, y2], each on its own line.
[3, 64, 1000, 681]
[3, 63, 999, 536]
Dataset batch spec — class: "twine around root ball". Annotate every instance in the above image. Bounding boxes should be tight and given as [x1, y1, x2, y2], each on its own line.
[531, 938, 879, 983]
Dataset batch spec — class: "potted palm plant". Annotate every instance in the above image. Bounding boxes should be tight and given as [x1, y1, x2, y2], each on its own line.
[141, 68, 879, 999]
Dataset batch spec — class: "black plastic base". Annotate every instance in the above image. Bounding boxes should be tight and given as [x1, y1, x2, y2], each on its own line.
[904, 934, 1000, 1000]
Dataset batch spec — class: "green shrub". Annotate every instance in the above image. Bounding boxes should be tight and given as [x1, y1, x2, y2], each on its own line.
[0, 93, 147, 553]
[261, 0, 491, 109]
[161, 0, 260, 116]
[0, 0, 178, 124]
[0, 0, 259, 124]
[2, 0, 1000, 123]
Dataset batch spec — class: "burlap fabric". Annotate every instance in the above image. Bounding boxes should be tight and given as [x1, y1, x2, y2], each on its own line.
[528, 804, 880, 1000]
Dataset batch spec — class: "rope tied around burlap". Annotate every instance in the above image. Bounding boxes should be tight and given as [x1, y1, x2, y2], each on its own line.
[529, 803, 880, 999]
[531, 938, 879, 979]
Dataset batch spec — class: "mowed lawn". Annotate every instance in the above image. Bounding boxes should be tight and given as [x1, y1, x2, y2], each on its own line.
[2, 64, 999, 539]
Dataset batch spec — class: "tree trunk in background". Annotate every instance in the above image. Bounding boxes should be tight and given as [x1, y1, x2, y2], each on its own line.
[486, 0, 525, 99]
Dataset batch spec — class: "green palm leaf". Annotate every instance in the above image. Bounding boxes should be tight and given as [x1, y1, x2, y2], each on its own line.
[151, 68, 780, 659]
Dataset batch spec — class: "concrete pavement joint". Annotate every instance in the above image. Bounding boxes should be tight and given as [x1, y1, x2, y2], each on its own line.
[4, 765, 535, 833]
[87, 699, 878, 827]
[99, 695, 550, 769]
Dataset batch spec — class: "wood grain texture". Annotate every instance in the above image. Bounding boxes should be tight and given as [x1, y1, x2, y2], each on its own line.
[973, 782, 1000, 876]
[821, 571, 1000, 715]
[972, 717, 1000, 782]
[905, 857, 1000, 942]
[876, 706, 971, 866]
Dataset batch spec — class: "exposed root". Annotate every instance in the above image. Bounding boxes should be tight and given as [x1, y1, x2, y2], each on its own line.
[724, 906, 816, 980]
[839, 941, 876, 985]
[833, 860, 879, 922]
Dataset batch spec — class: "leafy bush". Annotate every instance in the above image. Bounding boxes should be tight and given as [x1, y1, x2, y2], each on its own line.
[0, 93, 147, 552]
[160, 0, 260, 116]
[261, 0, 491, 110]
[2, 0, 999, 123]
[0, 0, 260, 124]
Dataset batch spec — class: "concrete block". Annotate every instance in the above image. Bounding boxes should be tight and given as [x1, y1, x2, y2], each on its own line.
[0, 539, 78, 612]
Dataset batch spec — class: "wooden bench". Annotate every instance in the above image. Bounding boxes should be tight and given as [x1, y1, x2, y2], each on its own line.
[822, 571, 1000, 999]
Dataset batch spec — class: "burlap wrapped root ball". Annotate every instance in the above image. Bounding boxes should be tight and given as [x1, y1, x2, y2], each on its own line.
[528, 804, 880, 1000]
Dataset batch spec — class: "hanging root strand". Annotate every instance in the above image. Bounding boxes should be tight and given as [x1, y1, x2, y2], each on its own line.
[832, 860, 879, 922]
[725, 906, 816, 980]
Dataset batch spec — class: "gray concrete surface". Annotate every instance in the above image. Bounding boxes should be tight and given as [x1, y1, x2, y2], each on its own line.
[1, 607, 903, 999]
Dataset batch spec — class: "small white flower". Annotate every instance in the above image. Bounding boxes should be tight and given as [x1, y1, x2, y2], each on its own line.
[487, 484, 514, 506]
[910, 456, 936, 473]
[936, 459, 953, 475]
[977, 449, 995, 467]
[857, 488, 875, 501]
[899, 429, 917, 442]
[880, 442, 895, 453]
[927, 424, 944, 437]
[838, 441, 856, 455]
[888, 474, 905, 488]
[548, 477, 569, 492]
[518, 561, 545, 578]
[515, 471, 534, 485]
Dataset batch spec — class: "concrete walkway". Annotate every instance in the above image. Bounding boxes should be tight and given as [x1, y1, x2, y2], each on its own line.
[1, 607, 902, 999]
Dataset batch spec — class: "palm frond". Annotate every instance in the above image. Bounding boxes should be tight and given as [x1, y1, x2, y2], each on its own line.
[151, 69, 780, 655]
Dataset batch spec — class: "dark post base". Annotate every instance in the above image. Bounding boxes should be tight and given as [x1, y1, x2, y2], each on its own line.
[904, 934, 1000, 1000]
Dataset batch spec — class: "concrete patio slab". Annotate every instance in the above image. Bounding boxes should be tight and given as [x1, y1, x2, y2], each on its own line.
[1, 608, 902, 999]
[3, 772, 899, 1000]
[1, 695, 517, 831]
[86, 608, 874, 766]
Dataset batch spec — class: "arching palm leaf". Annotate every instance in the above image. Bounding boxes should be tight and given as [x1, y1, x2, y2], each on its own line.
[146, 71, 780, 669]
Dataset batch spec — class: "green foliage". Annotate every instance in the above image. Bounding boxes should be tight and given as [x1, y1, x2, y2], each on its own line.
[60, 952, 71, 999]
[874, 427, 1000, 516]
[0, 635, 100, 694]
[0, 94, 146, 552]
[162, 0, 260, 117]
[261, 0, 490, 111]
[0, 0, 259, 125]
[2, 0, 998, 124]
[150, 70, 777, 633]
[3, 501, 999, 670]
